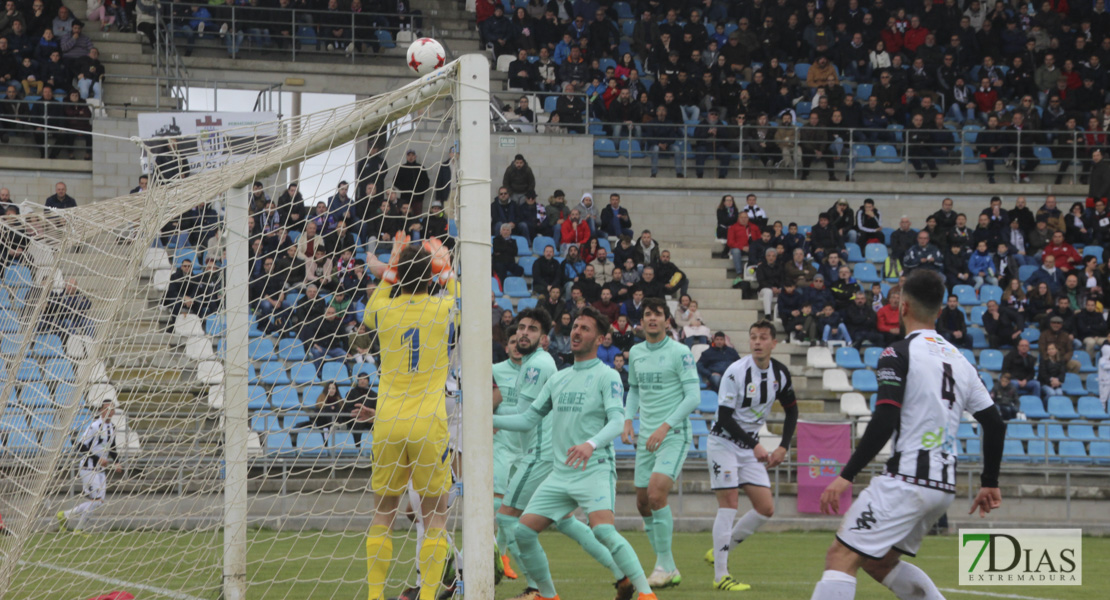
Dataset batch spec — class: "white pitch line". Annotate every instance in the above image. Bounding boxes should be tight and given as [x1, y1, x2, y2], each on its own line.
[16, 560, 207, 600]
[939, 588, 1064, 600]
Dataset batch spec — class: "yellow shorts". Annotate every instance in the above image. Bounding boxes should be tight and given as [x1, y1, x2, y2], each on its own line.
[371, 415, 452, 497]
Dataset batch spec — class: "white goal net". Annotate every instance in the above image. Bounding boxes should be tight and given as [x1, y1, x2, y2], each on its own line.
[0, 56, 493, 600]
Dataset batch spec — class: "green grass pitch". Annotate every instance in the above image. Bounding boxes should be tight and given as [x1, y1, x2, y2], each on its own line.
[10, 529, 1108, 599]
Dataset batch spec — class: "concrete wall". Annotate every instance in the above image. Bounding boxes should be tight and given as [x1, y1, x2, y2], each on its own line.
[0, 166, 92, 208]
[487, 133, 594, 203]
[92, 117, 144, 201]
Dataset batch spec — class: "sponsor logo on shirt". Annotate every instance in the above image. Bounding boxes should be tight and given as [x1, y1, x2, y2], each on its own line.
[746, 383, 758, 396]
[876, 368, 902, 385]
[880, 347, 898, 358]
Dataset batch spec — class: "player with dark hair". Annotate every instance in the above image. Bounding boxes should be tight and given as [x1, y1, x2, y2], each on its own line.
[492, 324, 522, 581]
[621, 296, 701, 588]
[495, 307, 658, 600]
[809, 269, 1006, 600]
[705, 320, 799, 591]
[57, 400, 121, 535]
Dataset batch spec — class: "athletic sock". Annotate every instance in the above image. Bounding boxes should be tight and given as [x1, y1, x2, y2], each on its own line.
[651, 506, 676, 572]
[712, 508, 736, 581]
[515, 523, 557, 598]
[641, 513, 659, 558]
[593, 524, 651, 595]
[810, 569, 857, 600]
[496, 512, 532, 586]
[71, 500, 102, 530]
[881, 561, 945, 600]
[730, 509, 770, 545]
[418, 528, 451, 600]
[366, 525, 393, 600]
[557, 517, 623, 580]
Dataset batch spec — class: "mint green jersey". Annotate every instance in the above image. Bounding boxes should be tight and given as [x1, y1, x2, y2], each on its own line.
[514, 349, 558, 462]
[625, 337, 701, 434]
[492, 359, 523, 454]
[523, 358, 625, 477]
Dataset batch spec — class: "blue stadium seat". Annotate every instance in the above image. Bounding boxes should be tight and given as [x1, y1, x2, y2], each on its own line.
[277, 338, 307, 362]
[1026, 440, 1059, 463]
[516, 297, 538, 311]
[543, 95, 558, 114]
[491, 276, 502, 295]
[621, 20, 635, 38]
[1047, 396, 1079, 420]
[351, 363, 378, 382]
[3, 265, 33, 287]
[795, 101, 811, 118]
[1078, 396, 1109, 420]
[853, 144, 874, 163]
[875, 144, 900, 163]
[1018, 264, 1039, 282]
[594, 138, 618, 158]
[957, 422, 978, 439]
[301, 386, 323, 409]
[19, 383, 53, 409]
[16, 359, 41, 382]
[1088, 374, 1101, 395]
[690, 418, 710, 454]
[1083, 246, 1104, 261]
[321, 362, 350, 383]
[1058, 441, 1090, 464]
[532, 236, 555, 255]
[249, 339, 275, 361]
[495, 296, 514, 314]
[513, 235, 531, 256]
[1075, 351, 1096, 373]
[1020, 327, 1040, 345]
[864, 243, 888, 263]
[979, 284, 1003, 304]
[248, 386, 269, 410]
[1045, 424, 1068, 441]
[968, 328, 988, 349]
[614, 2, 633, 20]
[43, 359, 75, 382]
[963, 438, 981, 461]
[1019, 396, 1050, 419]
[1067, 423, 1101, 442]
[981, 372, 994, 392]
[31, 334, 65, 358]
[248, 317, 264, 338]
[961, 145, 981, 165]
[618, 139, 645, 158]
[265, 432, 294, 456]
[969, 305, 987, 326]
[856, 83, 873, 99]
[1062, 373, 1087, 396]
[794, 63, 810, 80]
[519, 256, 537, 276]
[1033, 146, 1056, 165]
[953, 285, 978, 305]
[206, 315, 226, 338]
[503, 277, 531, 298]
[331, 430, 371, 457]
[1002, 439, 1028, 462]
[257, 361, 291, 385]
[289, 362, 318, 385]
[852, 370, 878, 392]
[613, 436, 636, 458]
[1090, 441, 1110, 464]
[698, 390, 718, 414]
[375, 30, 396, 49]
[843, 243, 863, 262]
[978, 349, 1003, 371]
[1006, 421, 1037, 440]
[5, 429, 40, 454]
[835, 347, 866, 369]
[249, 411, 279, 433]
[0, 309, 19, 333]
[270, 386, 301, 411]
[887, 124, 904, 143]
[853, 263, 880, 283]
[961, 124, 982, 144]
[863, 346, 883, 369]
[959, 348, 976, 365]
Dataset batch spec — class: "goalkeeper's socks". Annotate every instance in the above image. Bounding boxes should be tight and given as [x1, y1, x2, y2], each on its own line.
[514, 523, 557, 598]
[651, 506, 677, 572]
[418, 528, 451, 600]
[366, 525, 393, 600]
[556, 517, 623, 580]
[592, 524, 651, 595]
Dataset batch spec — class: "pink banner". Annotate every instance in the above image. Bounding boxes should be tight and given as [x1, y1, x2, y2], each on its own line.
[796, 421, 853, 515]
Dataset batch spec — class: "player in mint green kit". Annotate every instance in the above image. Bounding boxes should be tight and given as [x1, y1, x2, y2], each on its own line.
[495, 307, 659, 600]
[492, 326, 524, 581]
[621, 297, 701, 588]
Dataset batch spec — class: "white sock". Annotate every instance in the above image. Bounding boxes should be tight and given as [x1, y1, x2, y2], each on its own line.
[70, 500, 101, 530]
[881, 561, 945, 600]
[731, 509, 770, 545]
[712, 508, 736, 581]
[811, 569, 857, 600]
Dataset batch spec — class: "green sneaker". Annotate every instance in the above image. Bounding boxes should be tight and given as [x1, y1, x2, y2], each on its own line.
[56, 511, 67, 532]
[714, 576, 751, 592]
[493, 542, 504, 585]
[704, 548, 714, 565]
[647, 566, 681, 588]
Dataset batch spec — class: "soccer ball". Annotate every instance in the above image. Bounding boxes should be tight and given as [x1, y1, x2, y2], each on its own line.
[407, 38, 446, 75]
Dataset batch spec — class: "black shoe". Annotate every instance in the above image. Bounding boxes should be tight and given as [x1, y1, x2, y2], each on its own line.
[988, 175, 996, 184]
[696, 172, 704, 178]
[930, 171, 938, 178]
[829, 174, 838, 181]
[613, 576, 635, 600]
[917, 172, 925, 179]
[1055, 175, 1064, 185]
[508, 587, 540, 600]
[676, 172, 684, 178]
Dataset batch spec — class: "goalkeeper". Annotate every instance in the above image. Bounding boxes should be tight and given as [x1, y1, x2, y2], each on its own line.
[354, 237, 457, 600]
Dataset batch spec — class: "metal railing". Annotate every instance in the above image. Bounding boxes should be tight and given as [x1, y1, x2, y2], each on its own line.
[0, 98, 92, 159]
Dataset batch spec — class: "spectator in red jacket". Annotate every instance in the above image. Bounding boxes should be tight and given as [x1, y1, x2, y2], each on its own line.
[880, 18, 904, 55]
[727, 211, 761, 286]
[902, 16, 929, 53]
[974, 77, 998, 117]
[558, 208, 591, 253]
[1042, 230, 1081, 271]
[876, 290, 901, 344]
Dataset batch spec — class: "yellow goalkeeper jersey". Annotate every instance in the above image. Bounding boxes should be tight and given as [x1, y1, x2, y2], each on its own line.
[364, 280, 458, 421]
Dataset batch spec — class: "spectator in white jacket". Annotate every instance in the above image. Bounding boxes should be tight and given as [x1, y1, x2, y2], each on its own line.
[1099, 342, 1110, 411]
[575, 192, 599, 234]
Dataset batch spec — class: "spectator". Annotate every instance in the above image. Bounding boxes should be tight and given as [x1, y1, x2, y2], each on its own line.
[1002, 339, 1041, 398]
[163, 258, 197, 314]
[249, 256, 286, 325]
[44, 181, 76, 209]
[481, 4, 513, 57]
[301, 306, 347, 370]
[755, 248, 784, 319]
[808, 213, 840, 261]
[903, 230, 944, 273]
[633, 265, 664, 299]
[854, 198, 883, 245]
[944, 242, 971, 290]
[930, 198, 958, 241]
[829, 265, 861, 312]
[643, 105, 685, 178]
[1100, 342, 1110, 411]
[726, 212, 760, 284]
[1038, 342, 1069, 398]
[1077, 297, 1109, 355]
[620, 288, 645, 326]
[876, 290, 901, 344]
[1026, 254, 1066, 294]
[748, 230, 774, 267]
[597, 332, 619, 366]
[589, 246, 613, 283]
[936, 294, 970, 349]
[528, 243, 559, 295]
[575, 192, 599, 234]
[655, 250, 687, 297]
[817, 251, 845, 285]
[682, 317, 711, 348]
[888, 216, 917, 262]
[492, 223, 523, 282]
[976, 115, 1010, 184]
[844, 292, 882, 348]
[1041, 311, 1081, 369]
[1037, 196, 1066, 235]
[591, 287, 620, 324]
[991, 372, 1020, 420]
[696, 331, 740, 390]
[802, 273, 835, 312]
[558, 208, 590, 253]
[692, 108, 733, 178]
[501, 154, 535, 203]
[778, 280, 806, 342]
[784, 247, 817, 286]
[968, 240, 998, 289]
[59, 89, 90, 159]
[573, 264, 602, 302]
[553, 82, 585, 131]
[559, 243, 586, 293]
[799, 112, 835, 181]
[73, 46, 104, 100]
[983, 299, 1022, 348]
[392, 149, 430, 210]
[906, 113, 940, 178]
[632, 229, 659, 268]
[611, 313, 636, 354]
[817, 304, 851, 346]
[600, 193, 633, 239]
[1043, 230, 1082, 272]
[492, 186, 529, 239]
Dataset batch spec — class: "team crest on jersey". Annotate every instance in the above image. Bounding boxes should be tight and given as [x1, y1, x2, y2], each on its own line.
[611, 381, 623, 397]
[525, 367, 539, 385]
[682, 354, 694, 368]
[746, 383, 758, 396]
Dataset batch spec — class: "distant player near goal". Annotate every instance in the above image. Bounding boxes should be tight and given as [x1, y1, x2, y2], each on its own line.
[706, 320, 799, 592]
[354, 239, 457, 600]
[808, 269, 1006, 600]
[492, 325, 523, 581]
[57, 400, 122, 535]
[620, 297, 701, 589]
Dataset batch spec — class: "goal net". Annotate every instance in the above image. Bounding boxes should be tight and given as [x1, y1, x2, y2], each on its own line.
[0, 56, 493, 600]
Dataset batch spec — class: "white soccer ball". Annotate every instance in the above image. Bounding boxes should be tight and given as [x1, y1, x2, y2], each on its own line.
[407, 38, 446, 75]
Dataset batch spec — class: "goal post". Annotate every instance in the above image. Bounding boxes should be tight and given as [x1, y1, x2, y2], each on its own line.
[0, 54, 494, 600]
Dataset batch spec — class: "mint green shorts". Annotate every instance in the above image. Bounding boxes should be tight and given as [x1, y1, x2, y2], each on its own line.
[633, 425, 692, 488]
[523, 467, 617, 521]
[503, 456, 553, 511]
[493, 444, 523, 496]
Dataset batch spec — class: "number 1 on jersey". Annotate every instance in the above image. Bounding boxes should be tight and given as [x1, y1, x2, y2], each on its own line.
[402, 327, 420, 373]
[941, 362, 956, 410]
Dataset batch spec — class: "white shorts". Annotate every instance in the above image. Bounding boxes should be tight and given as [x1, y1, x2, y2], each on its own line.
[707, 436, 770, 490]
[80, 468, 106, 501]
[445, 393, 462, 452]
[836, 474, 954, 560]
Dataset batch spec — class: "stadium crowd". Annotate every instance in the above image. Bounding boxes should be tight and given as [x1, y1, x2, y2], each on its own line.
[480, 0, 1110, 182]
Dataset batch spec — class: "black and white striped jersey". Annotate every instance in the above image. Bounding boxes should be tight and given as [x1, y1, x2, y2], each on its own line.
[78, 419, 117, 470]
[876, 330, 994, 493]
[711, 356, 796, 449]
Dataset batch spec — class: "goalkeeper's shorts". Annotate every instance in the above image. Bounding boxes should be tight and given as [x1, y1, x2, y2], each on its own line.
[371, 415, 452, 497]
